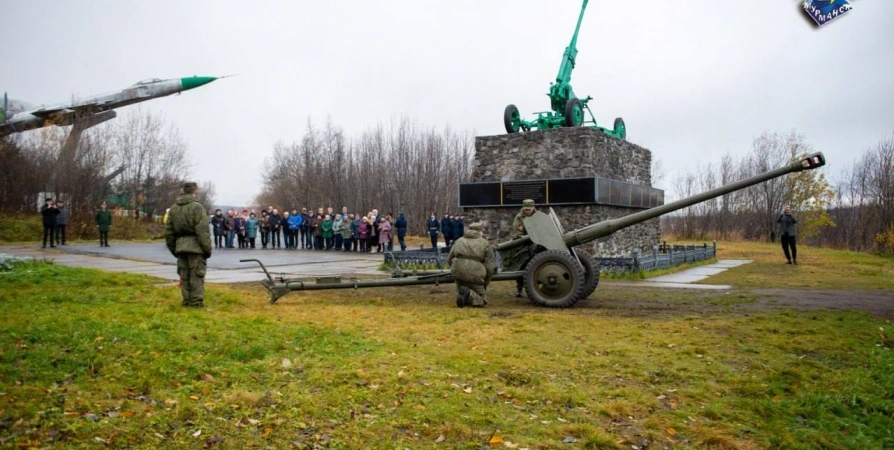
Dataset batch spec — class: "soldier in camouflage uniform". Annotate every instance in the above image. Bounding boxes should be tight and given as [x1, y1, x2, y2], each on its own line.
[164, 182, 212, 308]
[447, 222, 496, 308]
[511, 199, 537, 297]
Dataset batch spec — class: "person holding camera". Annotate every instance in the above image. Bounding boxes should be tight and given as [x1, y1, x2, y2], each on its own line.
[777, 205, 798, 265]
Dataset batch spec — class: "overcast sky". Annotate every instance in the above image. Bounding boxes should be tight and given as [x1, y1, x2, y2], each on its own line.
[3, 0, 892, 205]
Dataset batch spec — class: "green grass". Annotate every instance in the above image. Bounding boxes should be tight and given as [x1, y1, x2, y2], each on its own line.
[1, 260, 893, 449]
[702, 240, 894, 290]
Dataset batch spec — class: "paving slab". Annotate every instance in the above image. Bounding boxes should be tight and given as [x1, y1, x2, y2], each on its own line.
[606, 281, 733, 290]
[0, 244, 390, 285]
[647, 260, 752, 284]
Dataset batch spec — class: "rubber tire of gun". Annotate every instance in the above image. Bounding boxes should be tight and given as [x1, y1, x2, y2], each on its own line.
[523, 250, 587, 308]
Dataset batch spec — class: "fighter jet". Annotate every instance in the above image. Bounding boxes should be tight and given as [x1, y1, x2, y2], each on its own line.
[0, 76, 220, 137]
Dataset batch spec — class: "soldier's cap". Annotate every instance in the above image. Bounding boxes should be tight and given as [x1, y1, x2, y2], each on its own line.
[522, 199, 535, 207]
[183, 181, 198, 189]
[468, 221, 485, 231]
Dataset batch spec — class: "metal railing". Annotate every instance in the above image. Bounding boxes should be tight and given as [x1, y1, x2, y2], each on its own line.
[383, 241, 717, 274]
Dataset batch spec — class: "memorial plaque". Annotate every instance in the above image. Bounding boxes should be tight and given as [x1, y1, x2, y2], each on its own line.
[459, 176, 663, 209]
[459, 182, 501, 207]
[502, 180, 546, 205]
[548, 178, 595, 204]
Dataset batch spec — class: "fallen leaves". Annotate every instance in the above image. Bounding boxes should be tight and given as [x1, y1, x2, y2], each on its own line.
[666, 427, 677, 436]
[488, 434, 504, 446]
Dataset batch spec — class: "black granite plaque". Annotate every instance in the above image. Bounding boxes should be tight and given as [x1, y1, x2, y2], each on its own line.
[459, 177, 663, 209]
[459, 182, 501, 207]
[502, 180, 546, 205]
[548, 178, 595, 204]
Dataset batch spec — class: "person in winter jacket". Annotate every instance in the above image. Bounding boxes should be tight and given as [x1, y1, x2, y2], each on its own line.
[358, 217, 370, 252]
[455, 215, 465, 239]
[333, 214, 345, 251]
[350, 214, 362, 252]
[269, 209, 282, 249]
[441, 213, 453, 249]
[211, 209, 224, 248]
[234, 212, 247, 249]
[311, 214, 323, 250]
[427, 213, 440, 251]
[260, 211, 271, 249]
[55, 200, 69, 245]
[95, 202, 112, 247]
[395, 212, 408, 251]
[322, 214, 335, 250]
[287, 210, 303, 249]
[40, 198, 59, 248]
[340, 213, 354, 251]
[246, 213, 259, 249]
[378, 216, 393, 252]
[777, 205, 799, 265]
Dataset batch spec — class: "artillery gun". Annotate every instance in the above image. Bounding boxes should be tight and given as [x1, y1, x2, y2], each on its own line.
[242, 153, 826, 307]
[503, 0, 626, 139]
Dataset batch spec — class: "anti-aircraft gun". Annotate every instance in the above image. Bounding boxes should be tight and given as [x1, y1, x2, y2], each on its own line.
[503, 0, 626, 139]
[242, 153, 826, 307]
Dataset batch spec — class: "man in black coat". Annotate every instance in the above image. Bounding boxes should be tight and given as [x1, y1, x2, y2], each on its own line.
[441, 213, 453, 249]
[395, 212, 408, 251]
[777, 205, 798, 265]
[40, 198, 59, 248]
[427, 214, 440, 251]
[55, 200, 70, 245]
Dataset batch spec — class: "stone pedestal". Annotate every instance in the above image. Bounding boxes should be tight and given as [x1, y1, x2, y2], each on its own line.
[465, 127, 660, 257]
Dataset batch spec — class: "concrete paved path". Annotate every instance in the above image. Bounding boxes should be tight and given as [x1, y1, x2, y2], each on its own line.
[1, 244, 752, 291]
[639, 259, 752, 289]
[0, 243, 384, 284]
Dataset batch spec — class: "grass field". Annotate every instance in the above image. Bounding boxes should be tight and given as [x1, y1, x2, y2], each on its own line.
[704, 240, 894, 290]
[1, 249, 892, 449]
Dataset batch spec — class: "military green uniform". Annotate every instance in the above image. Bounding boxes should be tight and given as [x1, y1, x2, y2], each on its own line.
[512, 199, 536, 297]
[447, 222, 495, 308]
[164, 182, 212, 307]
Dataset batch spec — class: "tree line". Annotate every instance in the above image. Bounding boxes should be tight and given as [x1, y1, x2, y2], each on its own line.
[662, 131, 893, 254]
[0, 108, 216, 230]
[255, 118, 474, 236]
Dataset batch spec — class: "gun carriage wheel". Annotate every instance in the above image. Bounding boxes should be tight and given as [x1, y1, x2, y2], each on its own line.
[613, 117, 626, 139]
[564, 98, 584, 127]
[523, 250, 587, 308]
[504, 104, 521, 133]
[575, 250, 600, 300]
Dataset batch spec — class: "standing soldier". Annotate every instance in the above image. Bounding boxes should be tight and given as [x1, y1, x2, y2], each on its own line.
[164, 182, 212, 308]
[427, 213, 440, 250]
[95, 202, 112, 247]
[40, 198, 59, 249]
[512, 199, 537, 297]
[441, 213, 453, 249]
[448, 222, 496, 308]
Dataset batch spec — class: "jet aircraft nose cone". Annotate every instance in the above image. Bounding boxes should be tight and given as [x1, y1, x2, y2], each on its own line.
[180, 76, 218, 91]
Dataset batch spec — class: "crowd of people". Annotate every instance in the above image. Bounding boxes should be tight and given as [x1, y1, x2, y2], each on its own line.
[208, 206, 465, 253]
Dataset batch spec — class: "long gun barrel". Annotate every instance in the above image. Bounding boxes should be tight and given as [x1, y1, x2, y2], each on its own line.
[497, 152, 826, 251]
[555, 0, 589, 85]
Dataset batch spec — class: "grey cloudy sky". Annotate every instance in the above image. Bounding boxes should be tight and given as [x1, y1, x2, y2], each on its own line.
[3, 0, 893, 205]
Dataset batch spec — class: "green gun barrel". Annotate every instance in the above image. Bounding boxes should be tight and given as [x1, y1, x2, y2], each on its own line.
[497, 152, 826, 252]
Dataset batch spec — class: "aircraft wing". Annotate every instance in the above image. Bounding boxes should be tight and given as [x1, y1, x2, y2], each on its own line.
[30, 102, 100, 119]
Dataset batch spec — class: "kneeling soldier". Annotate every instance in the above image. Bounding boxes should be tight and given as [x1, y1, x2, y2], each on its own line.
[447, 222, 495, 308]
[164, 181, 212, 307]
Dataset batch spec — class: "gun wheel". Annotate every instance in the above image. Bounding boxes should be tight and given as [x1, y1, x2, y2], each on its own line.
[523, 250, 586, 308]
[575, 250, 600, 300]
[613, 117, 626, 139]
[504, 104, 521, 133]
[564, 98, 584, 127]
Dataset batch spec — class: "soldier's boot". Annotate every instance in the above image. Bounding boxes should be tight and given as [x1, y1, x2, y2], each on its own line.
[456, 286, 470, 308]
[469, 287, 487, 308]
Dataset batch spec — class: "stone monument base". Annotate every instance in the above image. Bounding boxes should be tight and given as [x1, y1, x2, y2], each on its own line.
[463, 127, 660, 257]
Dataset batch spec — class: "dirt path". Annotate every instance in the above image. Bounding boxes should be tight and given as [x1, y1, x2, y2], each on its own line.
[574, 285, 894, 319]
[751, 288, 894, 320]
